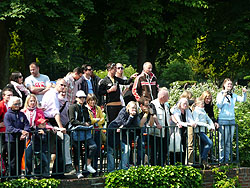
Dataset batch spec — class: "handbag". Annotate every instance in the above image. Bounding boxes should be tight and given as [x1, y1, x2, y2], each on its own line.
[71, 125, 93, 142]
[169, 127, 183, 152]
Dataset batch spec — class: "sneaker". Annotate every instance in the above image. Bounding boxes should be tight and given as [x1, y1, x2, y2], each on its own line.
[65, 164, 75, 174]
[76, 172, 84, 179]
[85, 164, 96, 174]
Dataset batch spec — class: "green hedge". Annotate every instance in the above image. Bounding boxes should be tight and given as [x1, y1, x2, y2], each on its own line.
[0, 178, 60, 188]
[105, 165, 202, 188]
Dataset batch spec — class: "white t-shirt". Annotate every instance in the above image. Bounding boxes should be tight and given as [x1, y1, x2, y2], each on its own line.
[25, 74, 51, 102]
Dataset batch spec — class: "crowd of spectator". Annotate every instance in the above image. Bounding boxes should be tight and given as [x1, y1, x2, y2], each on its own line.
[0, 61, 247, 179]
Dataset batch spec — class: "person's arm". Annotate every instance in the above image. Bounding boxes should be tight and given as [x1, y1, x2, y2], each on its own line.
[216, 91, 226, 109]
[97, 106, 105, 127]
[192, 111, 209, 127]
[236, 88, 247, 102]
[132, 76, 141, 101]
[4, 114, 23, 134]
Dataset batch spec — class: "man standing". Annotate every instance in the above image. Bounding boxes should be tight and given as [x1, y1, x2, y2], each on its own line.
[64, 67, 82, 104]
[132, 62, 159, 102]
[149, 88, 171, 166]
[25, 62, 51, 104]
[0, 88, 13, 164]
[41, 78, 67, 177]
[80, 65, 102, 105]
[98, 63, 137, 125]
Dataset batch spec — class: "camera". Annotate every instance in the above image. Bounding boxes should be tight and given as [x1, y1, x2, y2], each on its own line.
[227, 91, 232, 96]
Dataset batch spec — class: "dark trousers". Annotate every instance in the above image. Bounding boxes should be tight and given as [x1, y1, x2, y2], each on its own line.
[106, 105, 123, 125]
[93, 131, 101, 173]
[9, 139, 25, 176]
[149, 135, 166, 166]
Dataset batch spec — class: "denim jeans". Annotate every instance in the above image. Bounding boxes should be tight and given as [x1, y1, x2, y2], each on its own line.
[63, 134, 72, 165]
[218, 119, 235, 163]
[107, 142, 130, 172]
[198, 132, 213, 160]
[25, 144, 49, 176]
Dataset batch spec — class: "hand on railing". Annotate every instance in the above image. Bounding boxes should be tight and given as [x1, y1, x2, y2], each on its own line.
[215, 122, 220, 129]
[117, 125, 124, 132]
[156, 123, 162, 129]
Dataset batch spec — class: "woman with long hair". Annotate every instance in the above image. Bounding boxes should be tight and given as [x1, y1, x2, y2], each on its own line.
[216, 78, 247, 163]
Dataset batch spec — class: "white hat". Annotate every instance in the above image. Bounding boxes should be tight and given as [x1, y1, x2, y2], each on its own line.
[76, 90, 86, 98]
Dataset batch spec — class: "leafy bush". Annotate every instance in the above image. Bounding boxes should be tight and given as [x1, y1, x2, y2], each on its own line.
[212, 167, 240, 188]
[105, 165, 202, 188]
[169, 80, 197, 87]
[0, 178, 60, 188]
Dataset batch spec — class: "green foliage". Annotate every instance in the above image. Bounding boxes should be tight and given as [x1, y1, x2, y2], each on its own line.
[212, 167, 240, 188]
[105, 165, 202, 188]
[0, 178, 60, 188]
[158, 59, 194, 87]
[94, 64, 137, 79]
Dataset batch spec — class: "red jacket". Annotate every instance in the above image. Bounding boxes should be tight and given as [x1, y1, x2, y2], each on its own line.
[22, 108, 46, 126]
[0, 100, 7, 132]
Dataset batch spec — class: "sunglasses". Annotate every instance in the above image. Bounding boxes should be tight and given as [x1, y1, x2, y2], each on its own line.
[60, 84, 67, 87]
[117, 67, 124, 70]
[18, 75, 23, 78]
[86, 68, 92, 71]
[13, 103, 21, 106]
[78, 96, 86, 99]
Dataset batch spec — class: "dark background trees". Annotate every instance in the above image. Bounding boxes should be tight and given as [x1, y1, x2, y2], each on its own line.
[0, 0, 249, 88]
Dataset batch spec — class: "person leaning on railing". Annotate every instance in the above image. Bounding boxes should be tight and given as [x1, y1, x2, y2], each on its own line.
[216, 78, 247, 163]
[4, 96, 30, 177]
[107, 101, 140, 172]
[192, 97, 215, 169]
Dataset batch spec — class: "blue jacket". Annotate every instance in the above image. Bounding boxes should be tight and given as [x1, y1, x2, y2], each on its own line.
[4, 108, 30, 142]
[107, 107, 140, 148]
[216, 90, 246, 120]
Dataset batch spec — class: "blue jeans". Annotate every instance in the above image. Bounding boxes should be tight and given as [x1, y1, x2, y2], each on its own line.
[107, 142, 130, 172]
[198, 132, 213, 160]
[218, 119, 235, 163]
[25, 144, 49, 176]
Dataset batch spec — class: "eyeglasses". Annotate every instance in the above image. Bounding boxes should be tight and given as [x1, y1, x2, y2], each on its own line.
[13, 103, 21, 106]
[117, 67, 124, 70]
[18, 75, 23, 78]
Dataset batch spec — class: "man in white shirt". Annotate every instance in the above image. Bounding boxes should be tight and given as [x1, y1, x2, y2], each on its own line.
[41, 78, 67, 177]
[25, 62, 51, 103]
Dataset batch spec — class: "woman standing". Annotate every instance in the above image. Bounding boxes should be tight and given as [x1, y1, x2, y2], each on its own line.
[4, 96, 30, 176]
[172, 98, 196, 165]
[5, 72, 30, 107]
[86, 94, 105, 176]
[216, 78, 247, 163]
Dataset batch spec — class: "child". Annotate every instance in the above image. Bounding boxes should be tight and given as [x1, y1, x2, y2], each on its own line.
[192, 97, 215, 167]
[26, 118, 51, 177]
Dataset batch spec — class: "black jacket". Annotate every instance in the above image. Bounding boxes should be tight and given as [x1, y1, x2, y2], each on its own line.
[98, 76, 132, 104]
[68, 103, 91, 127]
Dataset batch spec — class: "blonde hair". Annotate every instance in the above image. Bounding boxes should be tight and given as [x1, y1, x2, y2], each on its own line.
[192, 97, 204, 111]
[222, 78, 232, 90]
[200, 91, 213, 105]
[23, 94, 39, 110]
[126, 101, 138, 113]
[179, 90, 192, 100]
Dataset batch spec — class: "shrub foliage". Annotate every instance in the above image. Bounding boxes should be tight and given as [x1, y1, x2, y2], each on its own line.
[105, 165, 202, 188]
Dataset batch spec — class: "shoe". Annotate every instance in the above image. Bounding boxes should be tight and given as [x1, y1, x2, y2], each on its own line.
[65, 164, 75, 174]
[76, 172, 84, 179]
[85, 164, 96, 174]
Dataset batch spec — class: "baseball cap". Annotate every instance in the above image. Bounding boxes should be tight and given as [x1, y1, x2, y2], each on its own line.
[76, 90, 86, 98]
[35, 118, 48, 126]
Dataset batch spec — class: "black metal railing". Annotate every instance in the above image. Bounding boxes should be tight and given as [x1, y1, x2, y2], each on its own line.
[0, 124, 239, 179]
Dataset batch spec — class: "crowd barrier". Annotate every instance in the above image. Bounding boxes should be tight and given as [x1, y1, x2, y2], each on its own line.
[0, 124, 239, 179]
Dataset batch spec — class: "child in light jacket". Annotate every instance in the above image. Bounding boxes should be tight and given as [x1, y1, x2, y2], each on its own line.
[192, 97, 215, 166]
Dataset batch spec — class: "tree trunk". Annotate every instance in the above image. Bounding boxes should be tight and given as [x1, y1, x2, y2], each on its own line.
[0, 21, 10, 89]
[137, 32, 147, 73]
